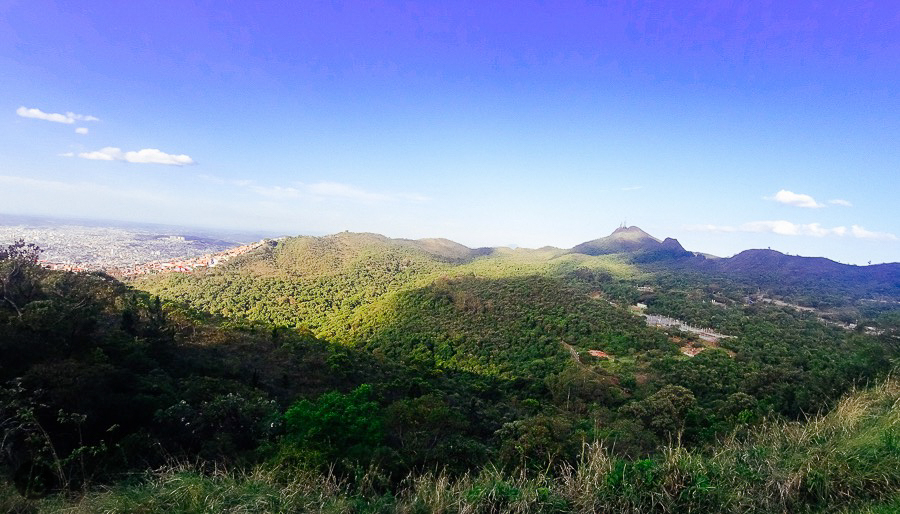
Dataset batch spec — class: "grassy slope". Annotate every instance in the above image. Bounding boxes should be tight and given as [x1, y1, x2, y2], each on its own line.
[12, 374, 900, 513]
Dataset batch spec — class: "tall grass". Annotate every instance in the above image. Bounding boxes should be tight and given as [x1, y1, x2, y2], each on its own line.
[9, 376, 900, 513]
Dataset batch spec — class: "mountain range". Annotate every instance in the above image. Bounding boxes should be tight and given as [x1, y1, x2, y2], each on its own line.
[537, 226, 897, 298]
[6, 222, 900, 511]
[570, 226, 899, 300]
[289, 225, 900, 301]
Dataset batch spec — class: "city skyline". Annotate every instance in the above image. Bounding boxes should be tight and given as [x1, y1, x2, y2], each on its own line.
[2, 1, 898, 265]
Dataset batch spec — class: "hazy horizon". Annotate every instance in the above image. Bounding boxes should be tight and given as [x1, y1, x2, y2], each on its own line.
[3, 210, 897, 266]
[2, 1, 898, 265]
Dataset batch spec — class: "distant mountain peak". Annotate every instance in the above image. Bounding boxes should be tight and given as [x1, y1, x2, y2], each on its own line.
[570, 226, 689, 261]
[608, 225, 660, 242]
[660, 237, 687, 250]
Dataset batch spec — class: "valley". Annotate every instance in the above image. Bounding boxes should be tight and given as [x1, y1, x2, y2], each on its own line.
[2, 226, 899, 512]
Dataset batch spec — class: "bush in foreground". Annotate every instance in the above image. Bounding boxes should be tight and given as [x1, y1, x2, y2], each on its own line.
[7, 374, 900, 513]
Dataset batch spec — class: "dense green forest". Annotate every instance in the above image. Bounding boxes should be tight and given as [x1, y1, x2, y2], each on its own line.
[136, 232, 899, 428]
[3, 233, 900, 512]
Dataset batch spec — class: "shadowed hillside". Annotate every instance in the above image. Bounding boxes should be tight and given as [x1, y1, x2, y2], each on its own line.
[685, 248, 900, 303]
[133, 231, 638, 338]
[132, 230, 898, 428]
[11, 374, 900, 513]
[4, 233, 900, 512]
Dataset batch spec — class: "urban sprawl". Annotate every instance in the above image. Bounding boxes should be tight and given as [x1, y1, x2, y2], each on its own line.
[0, 224, 268, 276]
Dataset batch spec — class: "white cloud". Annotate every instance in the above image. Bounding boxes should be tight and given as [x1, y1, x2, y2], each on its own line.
[16, 106, 99, 124]
[740, 221, 844, 237]
[68, 112, 99, 122]
[76, 147, 194, 166]
[688, 220, 896, 240]
[78, 147, 121, 161]
[769, 189, 823, 208]
[17, 106, 72, 124]
[850, 225, 898, 241]
[123, 148, 194, 165]
[829, 199, 852, 207]
[75, 127, 89, 135]
[250, 185, 302, 199]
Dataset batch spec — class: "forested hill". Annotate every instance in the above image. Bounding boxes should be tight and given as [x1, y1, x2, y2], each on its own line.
[134, 231, 480, 337]
[691, 248, 900, 301]
[132, 228, 900, 426]
[259, 232, 491, 274]
[139, 228, 900, 321]
[4, 234, 900, 511]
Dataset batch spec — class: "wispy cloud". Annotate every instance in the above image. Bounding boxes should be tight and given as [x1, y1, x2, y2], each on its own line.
[250, 185, 303, 199]
[307, 181, 428, 203]
[829, 199, 852, 207]
[306, 181, 391, 202]
[124, 148, 194, 165]
[73, 147, 194, 166]
[0, 174, 166, 203]
[741, 220, 843, 237]
[620, 185, 642, 191]
[850, 225, 897, 241]
[75, 127, 89, 135]
[768, 189, 823, 208]
[244, 180, 427, 204]
[198, 174, 252, 187]
[16, 106, 99, 124]
[198, 173, 428, 204]
[687, 221, 896, 240]
[687, 224, 737, 233]
[78, 147, 119, 161]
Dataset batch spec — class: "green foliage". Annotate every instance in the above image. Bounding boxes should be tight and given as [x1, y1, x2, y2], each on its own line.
[282, 384, 384, 469]
[154, 382, 279, 461]
[496, 414, 580, 469]
[127, 232, 900, 467]
[351, 273, 670, 380]
[4, 234, 900, 512]
[17, 373, 900, 513]
[621, 384, 697, 439]
[0, 239, 43, 318]
[0, 261, 364, 496]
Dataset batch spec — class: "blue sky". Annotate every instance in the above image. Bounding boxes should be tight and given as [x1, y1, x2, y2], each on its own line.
[1, 1, 898, 264]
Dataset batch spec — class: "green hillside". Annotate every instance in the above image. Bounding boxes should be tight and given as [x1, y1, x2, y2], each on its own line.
[10, 373, 900, 513]
[4, 234, 900, 512]
[132, 232, 639, 342]
[134, 232, 897, 427]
